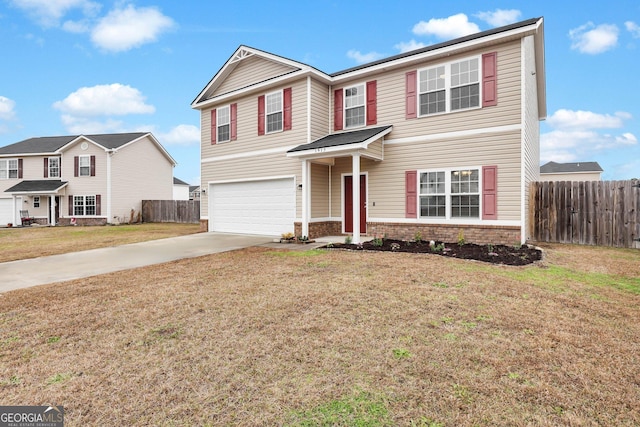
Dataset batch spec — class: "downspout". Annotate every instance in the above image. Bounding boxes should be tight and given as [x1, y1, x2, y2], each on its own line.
[107, 150, 113, 224]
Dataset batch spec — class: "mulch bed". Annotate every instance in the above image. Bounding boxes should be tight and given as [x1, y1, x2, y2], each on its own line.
[324, 239, 542, 266]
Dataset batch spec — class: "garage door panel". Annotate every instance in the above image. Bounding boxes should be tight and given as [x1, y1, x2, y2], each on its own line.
[210, 178, 295, 236]
[0, 198, 21, 226]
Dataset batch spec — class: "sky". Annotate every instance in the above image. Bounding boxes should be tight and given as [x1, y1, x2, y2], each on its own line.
[1, 1, 639, 184]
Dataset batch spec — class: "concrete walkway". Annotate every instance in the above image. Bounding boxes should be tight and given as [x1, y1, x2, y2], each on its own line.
[0, 232, 273, 293]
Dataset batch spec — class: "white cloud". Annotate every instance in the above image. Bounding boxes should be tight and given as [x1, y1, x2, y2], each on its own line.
[53, 83, 155, 116]
[547, 109, 630, 130]
[625, 21, 640, 38]
[412, 14, 480, 39]
[346, 49, 385, 64]
[569, 22, 619, 54]
[62, 19, 90, 33]
[0, 96, 17, 121]
[157, 125, 200, 146]
[9, 0, 100, 27]
[394, 39, 426, 53]
[475, 9, 521, 27]
[91, 4, 175, 52]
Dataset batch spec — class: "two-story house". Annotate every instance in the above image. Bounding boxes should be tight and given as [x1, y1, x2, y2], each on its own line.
[192, 17, 546, 244]
[0, 132, 175, 226]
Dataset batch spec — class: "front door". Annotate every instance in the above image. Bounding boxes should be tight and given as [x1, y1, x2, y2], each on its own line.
[49, 196, 60, 225]
[344, 174, 367, 234]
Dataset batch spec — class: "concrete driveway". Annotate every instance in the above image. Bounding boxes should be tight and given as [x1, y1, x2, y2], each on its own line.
[0, 232, 273, 293]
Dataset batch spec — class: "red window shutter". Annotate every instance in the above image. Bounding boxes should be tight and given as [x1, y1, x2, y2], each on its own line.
[74, 156, 79, 177]
[482, 165, 498, 220]
[405, 71, 417, 119]
[283, 87, 292, 131]
[44, 158, 49, 178]
[366, 80, 377, 125]
[210, 109, 217, 144]
[230, 104, 237, 140]
[96, 194, 101, 216]
[18, 159, 23, 178]
[405, 170, 417, 218]
[90, 155, 96, 176]
[257, 95, 265, 135]
[482, 52, 498, 107]
[69, 195, 73, 216]
[334, 88, 343, 131]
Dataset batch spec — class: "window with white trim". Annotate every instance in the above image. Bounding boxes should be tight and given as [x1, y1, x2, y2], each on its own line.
[49, 157, 60, 178]
[344, 83, 365, 128]
[265, 91, 282, 133]
[73, 195, 96, 216]
[419, 56, 480, 116]
[33, 196, 40, 208]
[217, 106, 230, 142]
[0, 159, 18, 179]
[79, 155, 90, 177]
[419, 168, 480, 219]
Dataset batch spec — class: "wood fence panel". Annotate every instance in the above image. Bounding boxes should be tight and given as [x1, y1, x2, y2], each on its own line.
[530, 180, 640, 248]
[142, 200, 200, 224]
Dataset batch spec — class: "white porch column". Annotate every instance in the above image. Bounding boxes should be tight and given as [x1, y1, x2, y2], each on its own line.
[49, 195, 55, 226]
[352, 153, 361, 244]
[301, 159, 310, 238]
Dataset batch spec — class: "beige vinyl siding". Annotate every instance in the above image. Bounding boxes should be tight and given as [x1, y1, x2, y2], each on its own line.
[62, 143, 107, 217]
[367, 139, 383, 159]
[310, 163, 329, 218]
[110, 136, 173, 220]
[310, 78, 330, 141]
[522, 35, 541, 240]
[541, 172, 602, 182]
[213, 56, 298, 97]
[331, 41, 522, 140]
[0, 156, 36, 194]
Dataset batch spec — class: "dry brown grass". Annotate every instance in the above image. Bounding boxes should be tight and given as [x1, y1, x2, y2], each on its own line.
[0, 223, 200, 263]
[1, 243, 639, 426]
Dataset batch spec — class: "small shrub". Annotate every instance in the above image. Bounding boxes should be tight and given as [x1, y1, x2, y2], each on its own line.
[414, 231, 423, 243]
[344, 235, 352, 244]
[281, 232, 294, 240]
[372, 236, 384, 247]
[457, 230, 466, 245]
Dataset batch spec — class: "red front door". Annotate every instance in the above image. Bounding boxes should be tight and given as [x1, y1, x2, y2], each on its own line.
[344, 175, 366, 233]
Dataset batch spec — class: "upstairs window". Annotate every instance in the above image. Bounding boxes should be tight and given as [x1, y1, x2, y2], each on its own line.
[0, 159, 18, 179]
[79, 155, 91, 176]
[344, 84, 365, 128]
[217, 106, 230, 142]
[48, 157, 60, 178]
[266, 91, 283, 133]
[418, 56, 480, 116]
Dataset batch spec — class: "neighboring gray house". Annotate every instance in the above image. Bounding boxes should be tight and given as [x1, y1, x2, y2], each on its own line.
[173, 177, 190, 200]
[0, 132, 175, 226]
[189, 185, 201, 201]
[540, 161, 603, 181]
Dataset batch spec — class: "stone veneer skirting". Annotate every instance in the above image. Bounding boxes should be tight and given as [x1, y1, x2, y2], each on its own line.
[58, 217, 108, 226]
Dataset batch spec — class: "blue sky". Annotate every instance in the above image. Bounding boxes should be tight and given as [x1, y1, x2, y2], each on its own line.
[1, 1, 639, 183]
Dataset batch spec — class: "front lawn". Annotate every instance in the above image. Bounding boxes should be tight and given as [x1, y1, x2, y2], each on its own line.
[0, 243, 639, 425]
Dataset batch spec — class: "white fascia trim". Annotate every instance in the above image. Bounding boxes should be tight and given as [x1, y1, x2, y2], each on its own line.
[202, 145, 298, 164]
[295, 217, 341, 223]
[0, 152, 57, 158]
[384, 124, 521, 145]
[207, 174, 296, 185]
[370, 217, 521, 227]
[332, 22, 541, 82]
[57, 136, 108, 153]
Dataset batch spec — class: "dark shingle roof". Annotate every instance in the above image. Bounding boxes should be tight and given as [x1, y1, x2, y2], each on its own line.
[288, 126, 392, 153]
[540, 161, 603, 174]
[173, 177, 190, 186]
[0, 132, 148, 155]
[5, 180, 68, 193]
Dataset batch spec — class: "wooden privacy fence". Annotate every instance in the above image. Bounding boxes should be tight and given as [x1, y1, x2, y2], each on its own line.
[530, 180, 640, 248]
[142, 200, 200, 224]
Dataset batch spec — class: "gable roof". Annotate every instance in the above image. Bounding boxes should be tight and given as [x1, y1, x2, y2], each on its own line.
[4, 180, 68, 194]
[0, 132, 176, 165]
[540, 161, 603, 174]
[173, 177, 189, 186]
[193, 17, 545, 118]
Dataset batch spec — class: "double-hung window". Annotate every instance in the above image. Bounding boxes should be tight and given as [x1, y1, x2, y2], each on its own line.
[419, 168, 480, 219]
[217, 106, 230, 142]
[79, 155, 91, 177]
[419, 56, 480, 116]
[48, 157, 60, 178]
[74, 195, 96, 216]
[344, 84, 365, 128]
[265, 91, 283, 133]
[0, 159, 18, 179]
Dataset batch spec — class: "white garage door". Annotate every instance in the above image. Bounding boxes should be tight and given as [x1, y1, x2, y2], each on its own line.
[209, 178, 295, 236]
[0, 198, 21, 226]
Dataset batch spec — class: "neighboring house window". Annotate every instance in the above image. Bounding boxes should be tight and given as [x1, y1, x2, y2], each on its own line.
[0, 159, 19, 179]
[418, 57, 479, 116]
[265, 91, 283, 133]
[344, 84, 365, 128]
[73, 195, 96, 216]
[33, 196, 40, 208]
[48, 157, 60, 178]
[217, 106, 230, 142]
[418, 168, 480, 219]
[79, 156, 91, 176]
